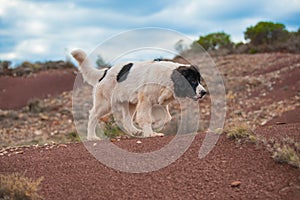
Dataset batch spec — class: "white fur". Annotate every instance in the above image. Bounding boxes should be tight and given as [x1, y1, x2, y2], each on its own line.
[71, 49, 205, 140]
[71, 50, 108, 86]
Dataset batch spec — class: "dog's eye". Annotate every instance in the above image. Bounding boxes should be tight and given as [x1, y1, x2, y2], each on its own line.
[191, 80, 198, 84]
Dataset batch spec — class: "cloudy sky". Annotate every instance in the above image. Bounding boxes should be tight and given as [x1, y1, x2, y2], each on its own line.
[0, 0, 299, 65]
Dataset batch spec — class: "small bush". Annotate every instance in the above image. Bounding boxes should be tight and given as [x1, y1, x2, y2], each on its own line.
[248, 134, 258, 143]
[27, 99, 44, 113]
[226, 126, 300, 168]
[0, 60, 12, 75]
[0, 173, 43, 200]
[103, 117, 126, 138]
[248, 48, 258, 54]
[67, 131, 81, 142]
[192, 32, 233, 51]
[272, 145, 300, 168]
[226, 124, 257, 142]
[244, 21, 289, 45]
[295, 143, 300, 152]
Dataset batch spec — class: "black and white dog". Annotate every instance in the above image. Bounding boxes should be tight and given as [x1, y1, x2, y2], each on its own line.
[71, 49, 206, 140]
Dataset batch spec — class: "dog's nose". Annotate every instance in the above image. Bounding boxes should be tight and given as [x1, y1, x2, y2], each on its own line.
[200, 90, 207, 97]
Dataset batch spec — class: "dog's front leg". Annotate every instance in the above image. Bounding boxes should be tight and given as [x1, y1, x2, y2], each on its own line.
[136, 93, 163, 137]
[136, 102, 152, 137]
[136, 92, 152, 137]
[158, 88, 173, 105]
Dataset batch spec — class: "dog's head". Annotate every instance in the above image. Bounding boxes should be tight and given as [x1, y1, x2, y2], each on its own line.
[171, 65, 206, 100]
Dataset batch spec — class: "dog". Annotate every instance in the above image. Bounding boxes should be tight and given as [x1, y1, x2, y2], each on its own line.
[71, 49, 206, 140]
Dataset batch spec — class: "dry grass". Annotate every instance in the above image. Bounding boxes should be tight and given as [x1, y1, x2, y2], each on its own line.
[224, 124, 300, 169]
[226, 124, 257, 143]
[0, 173, 43, 200]
[271, 140, 300, 169]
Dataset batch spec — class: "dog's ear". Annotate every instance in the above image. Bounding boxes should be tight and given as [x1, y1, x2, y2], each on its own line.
[171, 67, 195, 98]
[176, 66, 189, 76]
[190, 65, 199, 72]
[176, 65, 199, 77]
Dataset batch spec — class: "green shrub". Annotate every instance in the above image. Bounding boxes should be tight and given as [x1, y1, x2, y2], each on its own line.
[194, 32, 233, 51]
[248, 48, 258, 54]
[21, 61, 41, 71]
[244, 21, 289, 45]
[0, 173, 43, 200]
[67, 131, 81, 142]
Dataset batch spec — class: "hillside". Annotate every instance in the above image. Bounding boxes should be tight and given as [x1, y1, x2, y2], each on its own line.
[1, 52, 299, 147]
[0, 53, 299, 199]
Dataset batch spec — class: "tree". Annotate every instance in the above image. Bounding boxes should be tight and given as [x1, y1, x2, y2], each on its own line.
[194, 32, 232, 51]
[96, 55, 109, 68]
[0, 60, 11, 70]
[174, 39, 188, 53]
[244, 21, 289, 45]
[0, 60, 12, 75]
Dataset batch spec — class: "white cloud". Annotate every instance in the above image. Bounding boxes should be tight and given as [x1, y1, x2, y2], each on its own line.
[86, 28, 194, 64]
[264, 0, 300, 18]
[16, 20, 48, 36]
[0, 52, 17, 60]
[16, 39, 49, 55]
[0, 0, 299, 64]
[0, 0, 125, 62]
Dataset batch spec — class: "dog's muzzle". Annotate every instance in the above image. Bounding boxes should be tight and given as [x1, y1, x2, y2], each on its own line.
[200, 90, 207, 98]
[194, 90, 207, 101]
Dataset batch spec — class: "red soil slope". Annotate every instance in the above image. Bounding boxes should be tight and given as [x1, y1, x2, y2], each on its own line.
[0, 69, 76, 110]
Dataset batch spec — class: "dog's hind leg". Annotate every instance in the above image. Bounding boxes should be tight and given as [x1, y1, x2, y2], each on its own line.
[151, 105, 172, 130]
[87, 93, 110, 140]
[119, 102, 142, 136]
[87, 108, 101, 140]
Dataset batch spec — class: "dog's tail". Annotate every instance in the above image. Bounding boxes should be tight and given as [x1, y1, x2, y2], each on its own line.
[71, 49, 107, 86]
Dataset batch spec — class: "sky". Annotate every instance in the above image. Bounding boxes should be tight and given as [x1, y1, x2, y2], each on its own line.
[0, 0, 299, 65]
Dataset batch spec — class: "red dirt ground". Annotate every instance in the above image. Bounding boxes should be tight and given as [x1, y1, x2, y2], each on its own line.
[1, 53, 300, 199]
[265, 106, 300, 126]
[256, 122, 300, 143]
[0, 69, 76, 110]
[1, 134, 300, 200]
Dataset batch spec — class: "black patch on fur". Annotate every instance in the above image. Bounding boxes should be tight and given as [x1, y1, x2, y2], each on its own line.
[171, 65, 201, 98]
[117, 63, 133, 82]
[98, 69, 108, 82]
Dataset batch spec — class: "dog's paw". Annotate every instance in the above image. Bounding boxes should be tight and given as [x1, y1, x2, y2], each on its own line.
[87, 135, 101, 141]
[158, 96, 164, 105]
[131, 130, 143, 137]
[151, 132, 165, 137]
[152, 121, 165, 130]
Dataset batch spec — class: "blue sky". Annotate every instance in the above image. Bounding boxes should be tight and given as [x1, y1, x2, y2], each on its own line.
[0, 0, 299, 65]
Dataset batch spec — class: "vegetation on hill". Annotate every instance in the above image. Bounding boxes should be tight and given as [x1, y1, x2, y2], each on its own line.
[0, 21, 299, 77]
[244, 21, 289, 45]
[189, 21, 300, 55]
[0, 60, 76, 76]
[0, 173, 43, 200]
[192, 32, 233, 51]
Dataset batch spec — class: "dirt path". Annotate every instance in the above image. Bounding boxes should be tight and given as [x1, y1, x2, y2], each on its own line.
[1, 132, 299, 200]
